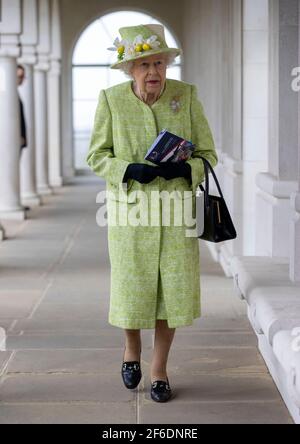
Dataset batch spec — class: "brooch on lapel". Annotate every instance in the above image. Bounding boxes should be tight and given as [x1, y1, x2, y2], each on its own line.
[170, 96, 181, 113]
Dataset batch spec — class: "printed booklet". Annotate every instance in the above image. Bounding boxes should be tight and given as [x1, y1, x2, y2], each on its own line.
[144, 129, 195, 165]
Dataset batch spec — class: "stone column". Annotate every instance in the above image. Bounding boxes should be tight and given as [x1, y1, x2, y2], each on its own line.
[34, 62, 52, 195]
[18, 0, 41, 207]
[289, 1, 300, 282]
[243, 0, 269, 255]
[19, 61, 41, 206]
[34, 0, 52, 195]
[48, 0, 63, 187]
[0, 0, 26, 220]
[256, 0, 298, 259]
[214, 0, 244, 273]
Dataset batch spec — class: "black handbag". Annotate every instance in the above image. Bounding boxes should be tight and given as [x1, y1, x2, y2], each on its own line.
[196, 156, 237, 242]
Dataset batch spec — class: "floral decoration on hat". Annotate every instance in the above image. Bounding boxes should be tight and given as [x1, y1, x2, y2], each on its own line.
[108, 24, 181, 69]
[107, 38, 127, 61]
[108, 34, 161, 62]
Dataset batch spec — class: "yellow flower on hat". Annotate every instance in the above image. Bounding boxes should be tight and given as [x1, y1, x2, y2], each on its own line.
[133, 34, 160, 53]
[142, 43, 151, 51]
[135, 44, 143, 52]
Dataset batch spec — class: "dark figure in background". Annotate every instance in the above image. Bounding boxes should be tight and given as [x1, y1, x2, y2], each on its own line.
[17, 65, 27, 150]
[17, 65, 30, 212]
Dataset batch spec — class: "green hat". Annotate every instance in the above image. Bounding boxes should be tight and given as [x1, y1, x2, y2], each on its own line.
[108, 24, 182, 69]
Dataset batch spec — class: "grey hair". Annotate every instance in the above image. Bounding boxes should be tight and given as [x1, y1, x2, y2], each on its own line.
[119, 52, 178, 78]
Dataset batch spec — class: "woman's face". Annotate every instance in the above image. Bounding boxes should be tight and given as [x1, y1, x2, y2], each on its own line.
[131, 54, 167, 96]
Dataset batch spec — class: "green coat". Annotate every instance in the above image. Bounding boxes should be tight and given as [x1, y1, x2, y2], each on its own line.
[87, 78, 218, 329]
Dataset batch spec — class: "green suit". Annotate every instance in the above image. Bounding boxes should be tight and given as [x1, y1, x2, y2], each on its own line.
[87, 78, 218, 329]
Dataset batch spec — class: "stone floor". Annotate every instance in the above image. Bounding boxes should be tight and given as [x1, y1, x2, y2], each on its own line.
[0, 177, 294, 424]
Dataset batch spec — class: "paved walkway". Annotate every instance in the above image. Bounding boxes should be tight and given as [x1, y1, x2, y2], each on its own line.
[0, 177, 293, 424]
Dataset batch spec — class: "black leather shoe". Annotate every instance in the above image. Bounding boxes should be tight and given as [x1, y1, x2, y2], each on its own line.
[151, 378, 172, 403]
[121, 361, 142, 389]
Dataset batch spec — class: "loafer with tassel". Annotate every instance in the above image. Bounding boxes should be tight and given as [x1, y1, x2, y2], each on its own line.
[121, 361, 142, 389]
[150, 378, 172, 403]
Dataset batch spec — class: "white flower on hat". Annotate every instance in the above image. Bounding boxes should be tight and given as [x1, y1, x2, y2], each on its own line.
[107, 37, 124, 51]
[107, 37, 129, 60]
[132, 34, 161, 54]
[124, 42, 136, 58]
[133, 34, 144, 46]
[146, 35, 161, 50]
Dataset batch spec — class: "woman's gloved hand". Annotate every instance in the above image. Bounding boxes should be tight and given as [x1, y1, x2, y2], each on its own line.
[158, 162, 192, 181]
[123, 163, 161, 184]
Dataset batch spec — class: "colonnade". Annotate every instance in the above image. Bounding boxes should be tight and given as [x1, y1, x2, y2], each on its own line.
[0, 0, 62, 233]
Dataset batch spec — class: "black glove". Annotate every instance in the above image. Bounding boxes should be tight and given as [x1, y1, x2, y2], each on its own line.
[123, 163, 161, 184]
[158, 162, 192, 181]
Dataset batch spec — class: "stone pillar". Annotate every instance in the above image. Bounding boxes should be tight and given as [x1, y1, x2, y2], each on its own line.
[18, 0, 41, 207]
[19, 62, 41, 206]
[214, 0, 244, 274]
[48, 0, 63, 187]
[34, 0, 52, 195]
[289, 1, 300, 282]
[243, 0, 269, 255]
[34, 63, 52, 195]
[256, 0, 299, 259]
[0, 0, 26, 220]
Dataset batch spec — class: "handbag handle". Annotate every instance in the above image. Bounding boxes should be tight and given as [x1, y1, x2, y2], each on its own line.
[198, 156, 224, 202]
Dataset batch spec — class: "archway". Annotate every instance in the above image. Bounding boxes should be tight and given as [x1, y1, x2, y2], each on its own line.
[72, 11, 182, 171]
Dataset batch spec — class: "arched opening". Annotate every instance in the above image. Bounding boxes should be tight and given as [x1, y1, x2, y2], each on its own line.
[72, 11, 182, 172]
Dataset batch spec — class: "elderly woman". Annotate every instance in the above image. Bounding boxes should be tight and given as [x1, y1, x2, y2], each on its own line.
[87, 24, 218, 403]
